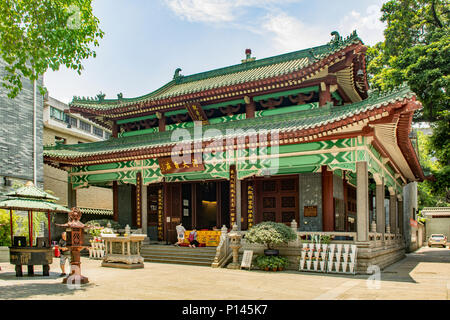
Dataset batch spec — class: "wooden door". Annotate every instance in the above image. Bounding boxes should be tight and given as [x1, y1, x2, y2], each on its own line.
[256, 176, 299, 225]
[165, 183, 182, 243]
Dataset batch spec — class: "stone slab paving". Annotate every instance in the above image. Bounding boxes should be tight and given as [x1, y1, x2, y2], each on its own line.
[0, 246, 448, 300]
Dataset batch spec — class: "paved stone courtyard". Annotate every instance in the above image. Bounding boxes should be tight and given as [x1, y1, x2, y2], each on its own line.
[0, 246, 449, 300]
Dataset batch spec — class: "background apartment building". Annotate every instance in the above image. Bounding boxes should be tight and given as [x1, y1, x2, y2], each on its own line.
[43, 95, 113, 232]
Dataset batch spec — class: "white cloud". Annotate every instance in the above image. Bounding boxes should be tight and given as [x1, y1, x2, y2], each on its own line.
[165, 0, 235, 23]
[339, 5, 385, 45]
[164, 0, 302, 23]
[261, 12, 329, 52]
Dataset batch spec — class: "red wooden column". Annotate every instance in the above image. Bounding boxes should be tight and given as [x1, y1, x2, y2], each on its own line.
[321, 165, 334, 231]
[47, 211, 52, 243]
[319, 83, 331, 106]
[112, 181, 119, 222]
[9, 209, 13, 245]
[158, 112, 166, 132]
[245, 97, 255, 119]
[28, 210, 33, 246]
[343, 172, 349, 232]
[112, 122, 119, 138]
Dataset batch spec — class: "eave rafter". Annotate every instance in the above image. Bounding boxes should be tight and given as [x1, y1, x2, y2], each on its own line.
[45, 94, 418, 170]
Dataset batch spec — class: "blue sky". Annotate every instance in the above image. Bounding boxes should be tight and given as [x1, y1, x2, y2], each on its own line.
[44, 0, 387, 104]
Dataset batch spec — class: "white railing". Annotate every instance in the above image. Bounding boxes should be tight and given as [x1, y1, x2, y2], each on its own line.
[297, 231, 357, 242]
[211, 226, 232, 268]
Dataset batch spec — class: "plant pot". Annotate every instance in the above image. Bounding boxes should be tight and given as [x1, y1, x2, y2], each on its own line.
[264, 249, 279, 256]
[278, 267, 284, 271]
[264, 267, 269, 271]
[272, 267, 277, 272]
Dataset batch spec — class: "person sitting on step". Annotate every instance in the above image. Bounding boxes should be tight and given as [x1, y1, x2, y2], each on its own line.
[188, 228, 199, 248]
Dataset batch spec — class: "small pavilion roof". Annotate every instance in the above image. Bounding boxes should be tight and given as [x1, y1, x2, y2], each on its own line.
[6, 181, 59, 201]
[0, 197, 70, 213]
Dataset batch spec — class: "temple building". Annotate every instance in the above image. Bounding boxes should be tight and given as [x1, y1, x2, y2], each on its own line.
[43, 32, 424, 266]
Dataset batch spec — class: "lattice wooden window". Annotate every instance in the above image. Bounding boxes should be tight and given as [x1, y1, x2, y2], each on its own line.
[263, 181, 276, 192]
[281, 196, 295, 208]
[263, 197, 276, 208]
[281, 179, 296, 191]
[282, 212, 295, 222]
[262, 212, 276, 221]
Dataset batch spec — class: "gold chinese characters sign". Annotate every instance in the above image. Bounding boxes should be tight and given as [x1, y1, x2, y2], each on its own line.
[157, 188, 163, 240]
[304, 206, 318, 217]
[186, 102, 209, 125]
[229, 165, 237, 225]
[247, 184, 254, 228]
[136, 173, 142, 228]
[158, 156, 205, 175]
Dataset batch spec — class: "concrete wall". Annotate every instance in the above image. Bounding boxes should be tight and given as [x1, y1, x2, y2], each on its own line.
[426, 217, 450, 239]
[298, 173, 322, 231]
[43, 164, 112, 210]
[118, 184, 133, 228]
[0, 59, 44, 190]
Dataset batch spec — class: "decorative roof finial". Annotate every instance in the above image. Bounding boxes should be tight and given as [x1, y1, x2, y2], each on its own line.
[117, 93, 123, 100]
[241, 49, 256, 64]
[96, 92, 106, 102]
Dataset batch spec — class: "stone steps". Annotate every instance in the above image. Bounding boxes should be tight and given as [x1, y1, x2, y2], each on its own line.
[141, 245, 216, 267]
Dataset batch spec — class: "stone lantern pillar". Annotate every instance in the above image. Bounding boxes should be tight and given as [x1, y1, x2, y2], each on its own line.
[227, 224, 242, 269]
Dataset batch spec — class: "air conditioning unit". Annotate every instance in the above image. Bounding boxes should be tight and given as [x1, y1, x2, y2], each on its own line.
[4, 177, 11, 187]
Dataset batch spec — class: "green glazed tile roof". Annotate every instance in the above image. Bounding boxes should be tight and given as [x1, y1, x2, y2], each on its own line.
[6, 183, 59, 201]
[44, 85, 415, 161]
[0, 198, 70, 213]
[79, 207, 113, 216]
[70, 31, 363, 110]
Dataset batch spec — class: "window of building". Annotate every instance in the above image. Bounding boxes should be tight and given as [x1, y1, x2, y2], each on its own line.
[50, 107, 66, 122]
[67, 116, 77, 128]
[104, 132, 111, 140]
[80, 120, 91, 133]
[93, 126, 103, 137]
[55, 136, 66, 144]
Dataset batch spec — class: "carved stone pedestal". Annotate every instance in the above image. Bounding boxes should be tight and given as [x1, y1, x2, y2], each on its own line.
[101, 234, 146, 269]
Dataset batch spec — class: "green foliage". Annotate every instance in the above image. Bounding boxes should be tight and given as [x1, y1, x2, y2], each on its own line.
[85, 219, 121, 230]
[255, 255, 289, 270]
[244, 222, 297, 250]
[366, 0, 449, 201]
[0, 209, 18, 246]
[417, 129, 450, 207]
[0, 0, 104, 98]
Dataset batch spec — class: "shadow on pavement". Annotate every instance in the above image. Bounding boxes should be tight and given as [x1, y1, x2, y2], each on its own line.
[379, 247, 450, 283]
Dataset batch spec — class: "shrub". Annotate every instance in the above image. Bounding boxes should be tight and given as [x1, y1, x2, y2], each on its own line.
[255, 255, 289, 270]
[85, 219, 120, 237]
[244, 221, 297, 250]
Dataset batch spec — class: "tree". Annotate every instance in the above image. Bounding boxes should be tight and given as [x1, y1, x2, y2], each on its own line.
[0, 0, 104, 98]
[366, 0, 449, 201]
[244, 222, 297, 250]
[416, 130, 449, 207]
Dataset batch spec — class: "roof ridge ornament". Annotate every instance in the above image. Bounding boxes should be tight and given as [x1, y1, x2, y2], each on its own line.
[328, 30, 361, 49]
[96, 92, 106, 102]
[173, 68, 184, 83]
[241, 49, 256, 63]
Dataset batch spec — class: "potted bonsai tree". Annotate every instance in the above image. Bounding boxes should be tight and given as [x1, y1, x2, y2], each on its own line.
[245, 221, 297, 256]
